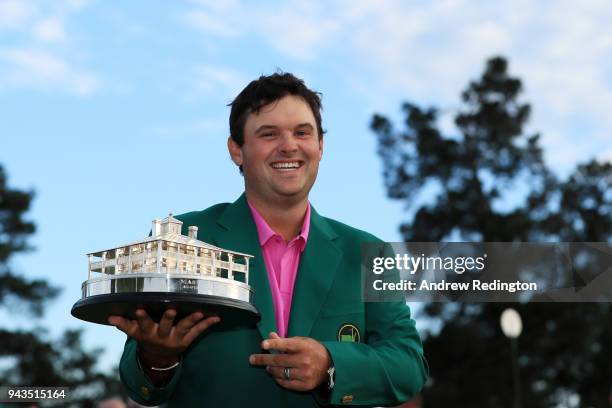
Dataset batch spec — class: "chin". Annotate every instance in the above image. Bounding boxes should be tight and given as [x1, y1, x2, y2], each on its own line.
[273, 186, 309, 199]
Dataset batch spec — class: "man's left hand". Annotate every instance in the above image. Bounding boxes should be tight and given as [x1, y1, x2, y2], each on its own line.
[249, 332, 331, 391]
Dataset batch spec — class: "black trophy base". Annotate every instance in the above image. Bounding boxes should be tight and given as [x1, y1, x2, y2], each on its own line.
[71, 293, 260, 329]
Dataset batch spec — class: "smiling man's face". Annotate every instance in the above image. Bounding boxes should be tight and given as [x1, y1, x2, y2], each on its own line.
[228, 94, 323, 207]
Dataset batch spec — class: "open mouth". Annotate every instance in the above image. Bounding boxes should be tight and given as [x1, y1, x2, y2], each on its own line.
[270, 161, 303, 172]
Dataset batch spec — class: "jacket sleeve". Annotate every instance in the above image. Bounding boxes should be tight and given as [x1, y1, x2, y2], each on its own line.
[318, 240, 428, 406]
[319, 301, 427, 406]
[118, 338, 183, 406]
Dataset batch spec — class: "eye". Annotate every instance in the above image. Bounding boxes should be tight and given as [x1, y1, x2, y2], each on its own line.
[296, 129, 310, 137]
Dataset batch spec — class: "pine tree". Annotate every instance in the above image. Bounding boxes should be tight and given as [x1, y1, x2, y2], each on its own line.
[0, 164, 125, 407]
[371, 57, 612, 407]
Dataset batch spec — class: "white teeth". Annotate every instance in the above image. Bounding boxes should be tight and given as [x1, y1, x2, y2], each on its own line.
[272, 162, 300, 169]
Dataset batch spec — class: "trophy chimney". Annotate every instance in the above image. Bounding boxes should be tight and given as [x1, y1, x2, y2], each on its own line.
[152, 219, 162, 237]
[188, 225, 198, 239]
[161, 213, 183, 235]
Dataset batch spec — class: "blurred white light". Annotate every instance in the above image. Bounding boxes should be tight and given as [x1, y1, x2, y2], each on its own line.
[500, 308, 523, 338]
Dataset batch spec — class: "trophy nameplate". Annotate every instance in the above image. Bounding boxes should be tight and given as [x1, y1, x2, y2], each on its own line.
[71, 214, 260, 328]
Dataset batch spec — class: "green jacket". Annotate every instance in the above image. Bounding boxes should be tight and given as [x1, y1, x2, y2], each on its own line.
[119, 194, 427, 407]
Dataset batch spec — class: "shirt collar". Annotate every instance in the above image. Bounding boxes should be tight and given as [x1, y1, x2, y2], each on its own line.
[247, 200, 311, 251]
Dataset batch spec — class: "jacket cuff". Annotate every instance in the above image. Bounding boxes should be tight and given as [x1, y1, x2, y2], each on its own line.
[119, 339, 182, 406]
[318, 341, 361, 406]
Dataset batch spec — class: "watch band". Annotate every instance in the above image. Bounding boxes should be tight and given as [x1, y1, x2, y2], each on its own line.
[326, 365, 336, 390]
[150, 360, 180, 372]
[136, 345, 181, 372]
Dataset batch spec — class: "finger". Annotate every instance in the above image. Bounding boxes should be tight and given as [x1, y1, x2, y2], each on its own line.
[158, 309, 176, 338]
[182, 316, 221, 345]
[108, 315, 125, 327]
[275, 378, 308, 392]
[249, 353, 295, 367]
[266, 365, 303, 381]
[135, 309, 155, 333]
[108, 316, 139, 338]
[262, 337, 303, 353]
[174, 311, 205, 336]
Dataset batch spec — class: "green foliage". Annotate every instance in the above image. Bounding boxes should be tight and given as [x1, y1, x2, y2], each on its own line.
[371, 56, 612, 407]
[0, 166, 59, 315]
[0, 164, 125, 407]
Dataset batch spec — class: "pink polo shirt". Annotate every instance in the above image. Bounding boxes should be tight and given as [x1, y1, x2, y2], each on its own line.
[247, 201, 311, 338]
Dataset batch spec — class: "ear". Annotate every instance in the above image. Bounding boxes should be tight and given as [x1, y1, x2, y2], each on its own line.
[318, 136, 324, 161]
[227, 136, 243, 166]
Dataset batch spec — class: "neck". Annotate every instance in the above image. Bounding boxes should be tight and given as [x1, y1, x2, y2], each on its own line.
[246, 193, 308, 242]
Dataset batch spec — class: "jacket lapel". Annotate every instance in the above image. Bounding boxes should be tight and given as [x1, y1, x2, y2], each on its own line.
[214, 194, 277, 340]
[287, 206, 342, 337]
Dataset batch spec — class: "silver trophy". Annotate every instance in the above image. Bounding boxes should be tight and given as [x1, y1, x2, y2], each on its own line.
[71, 214, 260, 327]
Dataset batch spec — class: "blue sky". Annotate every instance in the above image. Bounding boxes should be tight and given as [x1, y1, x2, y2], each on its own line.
[1, 0, 611, 372]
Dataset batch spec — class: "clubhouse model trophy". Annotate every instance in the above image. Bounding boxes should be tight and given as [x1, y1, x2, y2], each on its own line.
[71, 214, 260, 327]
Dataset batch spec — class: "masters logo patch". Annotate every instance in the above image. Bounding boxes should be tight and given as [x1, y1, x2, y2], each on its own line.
[337, 324, 360, 343]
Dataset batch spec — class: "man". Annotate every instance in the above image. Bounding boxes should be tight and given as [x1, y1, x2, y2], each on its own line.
[110, 73, 427, 407]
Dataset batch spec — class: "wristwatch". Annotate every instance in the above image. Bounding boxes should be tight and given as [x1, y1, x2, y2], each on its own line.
[326, 364, 336, 390]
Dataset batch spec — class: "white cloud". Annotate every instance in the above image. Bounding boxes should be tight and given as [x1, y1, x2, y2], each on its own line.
[179, 0, 612, 171]
[153, 118, 225, 138]
[0, 0, 35, 28]
[0, 0, 86, 35]
[64, 0, 88, 10]
[33, 18, 66, 43]
[0, 0, 98, 95]
[189, 0, 240, 13]
[0, 48, 99, 95]
[183, 10, 237, 37]
[194, 64, 248, 98]
[182, 1, 341, 60]
[251, 2, 341, 60]
[461, 21, 511, 53]
[332, 0, 612, 171]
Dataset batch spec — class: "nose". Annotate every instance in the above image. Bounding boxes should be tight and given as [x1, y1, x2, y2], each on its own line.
[278, 132, 298, 154]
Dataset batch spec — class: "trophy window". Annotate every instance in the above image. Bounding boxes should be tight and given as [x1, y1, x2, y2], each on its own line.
[162, 257, 177, 271]
[217, 268, 229, 279]
[144, 257, 157, 272]
[181, 261, 192, 273]
[162, 241, 177, 252]
[184, 245, 196, 256]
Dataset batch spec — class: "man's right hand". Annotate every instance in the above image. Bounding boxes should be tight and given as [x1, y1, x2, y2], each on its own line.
[108, 308, 220, 368]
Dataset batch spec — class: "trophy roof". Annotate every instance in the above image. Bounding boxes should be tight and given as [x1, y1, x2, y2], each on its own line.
[161, 213, 182, 225]
[87, 234, 253, 258]
[87, 216, 253, 259]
